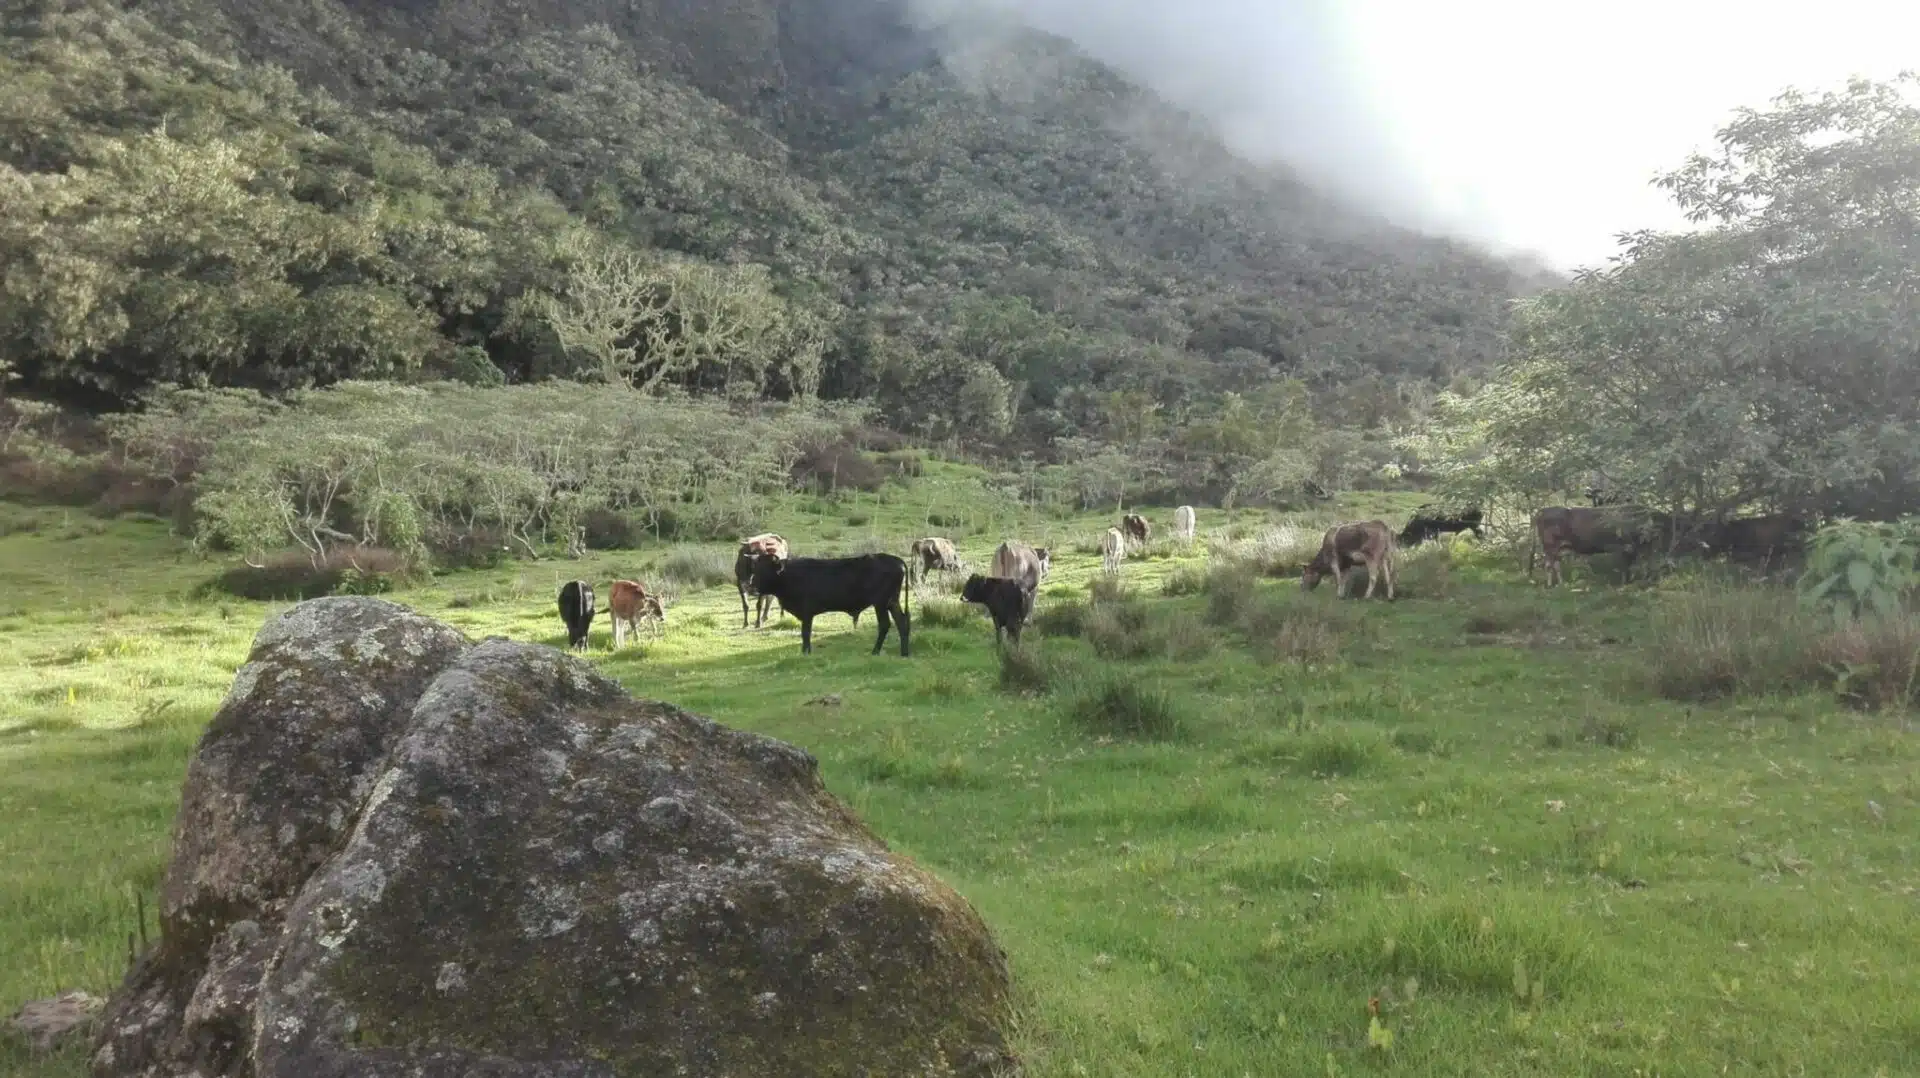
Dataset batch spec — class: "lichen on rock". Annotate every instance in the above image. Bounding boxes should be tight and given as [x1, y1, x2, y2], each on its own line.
[93, 599, 1017, 1078]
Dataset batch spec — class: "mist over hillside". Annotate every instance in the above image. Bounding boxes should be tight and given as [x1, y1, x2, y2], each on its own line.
[0, 0, 1560, 441]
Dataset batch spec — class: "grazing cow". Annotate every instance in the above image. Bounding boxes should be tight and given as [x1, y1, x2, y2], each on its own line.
[1397, 503, 1485, 547]
[909, 536, 962, 583]
[1100, 527, 1125, 575]
[1532, 506, 1694, 587]
[961, 573, 1031, 647]
[607, 579, 667, 648]
[748, 552, 912, 656]
[1174, 505, 1197, 542]
[1121, 513, 1151, 549]
[1301, 520, 1396, 600]
[1704, 513, 1809, 567]
[990, 540, 1050, 597]
[735, 532, 789, 629]
[557, 579, 596, 651]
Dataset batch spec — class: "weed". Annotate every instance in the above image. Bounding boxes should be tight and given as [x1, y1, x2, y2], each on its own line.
[998, 643, 1064, 694]
[917, 598, 975, 629]
[1161, 565, 1208, 597]
[1032, 601, 1087, 639]
[1295, 729, 1383, 777]
[1239, 596, 1352, 665]
[1817, 614, 1920, 711]
[1644, 586, 1824, 700]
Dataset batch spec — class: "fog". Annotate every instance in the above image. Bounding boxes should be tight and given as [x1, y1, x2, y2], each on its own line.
[908, 0, 1919, 271]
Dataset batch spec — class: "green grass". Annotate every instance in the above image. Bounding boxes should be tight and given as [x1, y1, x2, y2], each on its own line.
[4, 486, 1919, 1076]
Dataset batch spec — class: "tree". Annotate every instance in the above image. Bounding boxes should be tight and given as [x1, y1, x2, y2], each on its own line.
[1422, 75, 1920, 521]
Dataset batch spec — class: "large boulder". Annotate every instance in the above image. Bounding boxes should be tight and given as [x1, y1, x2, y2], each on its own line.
[94, 597, 1016, 1078]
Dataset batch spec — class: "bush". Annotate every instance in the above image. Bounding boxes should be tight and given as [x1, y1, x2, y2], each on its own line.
[1085, 599, 1158, 659]
[425, 523, 511, 571]
[790, 440, 885, 494]
[1208, 525, 1322, 578]
[1161, 565, 1208, 597]
[917, 597, 975, 628]
[1393, 542, 1454, 599]
[1818, 615, 1920, 711]
[1087, 576, 1129, 605]
[580, 508, 646, 550]
[1033, 601, 1087, 639]
[877, 450, 925, 479]
[1203, 565, 1257, 626]
[1069, 671, 1183, 740]
[1239, 595, 1353, 665]
[998, 644, 1066, 694]
[662, 547, 736, 592]
[1644, 586, 1826, 701]
[202, 547, 412, 601]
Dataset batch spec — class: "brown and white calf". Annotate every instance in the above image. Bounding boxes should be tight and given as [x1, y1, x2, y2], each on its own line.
[608, 579, 668, 647]
[735, 532, 789, 628]
[1301, 520, 1396, 600]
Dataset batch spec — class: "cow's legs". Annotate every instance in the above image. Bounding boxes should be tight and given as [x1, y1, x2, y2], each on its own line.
[1362, 557, 1377, 599]
[1382, 554, 1395, 600]
[1331, 563, 1346, 598]
[799, 615, 814, 654]
[895, 603, 912, 657]
[612, 616, 623, 649]
[738, 583, 752, 628]
[872, 606, 892, 654]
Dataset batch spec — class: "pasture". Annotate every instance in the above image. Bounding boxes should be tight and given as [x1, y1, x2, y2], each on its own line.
[2, 475, 1917, 1077]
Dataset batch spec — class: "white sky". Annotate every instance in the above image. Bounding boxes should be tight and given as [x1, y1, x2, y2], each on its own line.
[1337, 1, 1920, 269]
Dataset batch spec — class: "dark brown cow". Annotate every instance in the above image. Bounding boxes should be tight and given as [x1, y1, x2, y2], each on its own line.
[1301, 520, 1395, 600]
[735, 532, 789, 628]
[1532, 506, 1695, 587]
[1704, 513, 1809, 567]
[1121, 513, 1151, 548]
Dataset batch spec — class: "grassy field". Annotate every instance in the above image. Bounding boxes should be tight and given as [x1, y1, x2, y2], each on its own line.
[3, 471, 1918, 1077]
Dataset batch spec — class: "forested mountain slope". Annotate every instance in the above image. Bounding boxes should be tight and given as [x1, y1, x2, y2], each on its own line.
[0, 0, 1556, 444]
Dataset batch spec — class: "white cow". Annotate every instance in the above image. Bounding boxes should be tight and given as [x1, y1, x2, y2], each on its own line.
[1100, 527, 1125, 574]
[1174, 505, 1196, 543]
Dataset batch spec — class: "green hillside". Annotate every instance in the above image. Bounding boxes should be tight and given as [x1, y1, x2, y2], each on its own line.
[0, 0, 1550, 439]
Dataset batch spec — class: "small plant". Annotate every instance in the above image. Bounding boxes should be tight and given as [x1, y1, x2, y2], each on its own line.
[1576, 714, 1639, 750]
[1085, 599, 1160, 659]
[1239, 596, 1352, 665]
[1161, 565, 1208, 597]
[1799, 517, 1920, 625]
[1087, 576, 1128, 605]
[1644, 585, 1824, 701]
[1816, 614, 1920, 711]
[1070, 672, 1183, 740]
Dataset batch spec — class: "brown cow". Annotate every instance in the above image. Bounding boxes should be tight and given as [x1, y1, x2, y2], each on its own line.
[608, 579, 668, 648]
[1703, 513, 1809, 568]
[1532, 506, 1694, 587]
[909, 536, 962, 583]
[1121, 513, 1151, 549]
[735, 532, 789, 628]
[1301, 520, 1396, 600]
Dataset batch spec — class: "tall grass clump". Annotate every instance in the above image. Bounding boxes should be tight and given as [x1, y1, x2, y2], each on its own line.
[998, 643, 1068, 694]
[1644, 585, 1826, 701]
[916, 597, 975, 628]
[1239, 594, 1356, 665]
[1032, 600, 1087, 639]
[1391, 541, 1454, 599]
[1203, 564, 1257, 626]
[1069, 670, 1183, 740]
[1818, 614, 1920, 711]
[1207, 524, 1321, 578]
[1161, 565, 1208, 597]
[661, 547, 735, 592]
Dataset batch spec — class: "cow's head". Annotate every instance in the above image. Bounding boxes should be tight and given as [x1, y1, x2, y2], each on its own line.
[1300, 560, 1327, 591]
[960, 573, 989, 604]
[748, 552, 785, 592]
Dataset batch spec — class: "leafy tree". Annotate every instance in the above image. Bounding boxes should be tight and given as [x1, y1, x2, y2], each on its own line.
[1420, 75, 1920, 521]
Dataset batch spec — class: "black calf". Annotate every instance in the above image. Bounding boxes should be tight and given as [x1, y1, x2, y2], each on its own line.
[749, 553, 912, 656]
[1397, 504, 1485, 547]
[961, 574, 1032, 647]
[557, 579, 596, 652]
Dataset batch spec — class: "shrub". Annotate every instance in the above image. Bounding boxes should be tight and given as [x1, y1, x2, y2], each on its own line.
[426, 523, 511, 570]
[1798, 517, 1920, 624]
[1070, 672, 1182, 740]
[1085, 599, 1159, 659]
[1393, 542, 1454, 599]
[1161, 565, 1208, 597]
[662, 547, 736, 592]
[1239, 596, 1353, 665]
[202, 547, 412, 601]
[1033, 601, 1087, 638]
[1208, 524, 1322, 578]
[790, 440, 885, 494]
[580, 508, 645, 550]
[998, 644, 1065, 694]
[877, 450, 925, 479]
[917, 597, 975, 628]
[1644, 586, 1825, 701]
[1817, 614, 1920, 711]
[1203, 565, 1257, 626]
[1087, 576, 1128, 605]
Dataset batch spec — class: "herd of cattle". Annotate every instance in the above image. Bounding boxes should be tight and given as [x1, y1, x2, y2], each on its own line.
[549, 496, 1813, 656]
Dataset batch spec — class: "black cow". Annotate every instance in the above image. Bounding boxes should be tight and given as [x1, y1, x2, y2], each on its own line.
[961, 573, 1031, 647]
[1704, 513, 1809, 567]
[557, 579, 595, 652]
[1397, 503, 1485, 547]
[748, 553, 912, 656]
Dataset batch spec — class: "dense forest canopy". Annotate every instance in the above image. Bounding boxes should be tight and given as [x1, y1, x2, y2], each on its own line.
[0, 0, 1547, 441]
